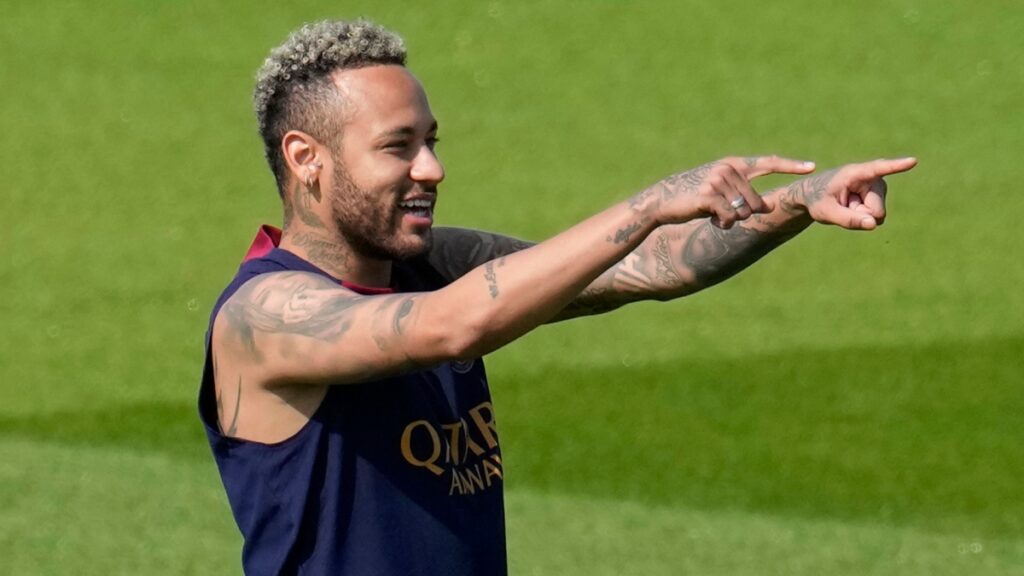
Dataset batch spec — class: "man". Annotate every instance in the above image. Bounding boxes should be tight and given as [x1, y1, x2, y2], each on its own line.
[198, 19, 916, 576]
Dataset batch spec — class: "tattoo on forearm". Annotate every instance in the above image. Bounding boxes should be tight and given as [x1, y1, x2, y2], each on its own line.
[483, 261, 499, 298]
[680, 220, 796, 288]
[560, 285, 620, 317]
[652, 232, 682, 285]
[609, 221, 642, 244]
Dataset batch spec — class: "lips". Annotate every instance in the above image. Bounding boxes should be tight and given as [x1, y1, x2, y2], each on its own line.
[398, 195, 435, 220]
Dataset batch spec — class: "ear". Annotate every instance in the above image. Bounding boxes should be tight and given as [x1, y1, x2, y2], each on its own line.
[281, 130, 325, 188]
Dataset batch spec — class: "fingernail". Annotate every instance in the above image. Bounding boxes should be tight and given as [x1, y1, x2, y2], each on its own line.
[802, 161, 816, 168]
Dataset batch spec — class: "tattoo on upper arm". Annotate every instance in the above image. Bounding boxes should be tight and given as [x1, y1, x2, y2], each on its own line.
[224, 272, 380, 359]
[222, 272, 425, 371]
[393, 298, 414, 335]
[429, 228, 534, 282]
[371, 294, 421, 354]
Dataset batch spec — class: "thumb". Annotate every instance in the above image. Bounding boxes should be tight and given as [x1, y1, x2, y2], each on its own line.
[815, 199, 878, 230]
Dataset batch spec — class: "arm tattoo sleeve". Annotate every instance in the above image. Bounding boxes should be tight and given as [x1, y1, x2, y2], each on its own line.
[221, 272, 421, 362]
[680, 217, 800, 290]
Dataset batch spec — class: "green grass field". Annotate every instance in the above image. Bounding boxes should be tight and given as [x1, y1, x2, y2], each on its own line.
[2, 0, 1022, 573]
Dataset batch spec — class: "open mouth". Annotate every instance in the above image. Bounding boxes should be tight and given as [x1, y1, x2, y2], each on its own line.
[398, 198, 434, 219]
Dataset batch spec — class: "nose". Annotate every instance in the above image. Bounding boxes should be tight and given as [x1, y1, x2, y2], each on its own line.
[410, 145, 445, 186]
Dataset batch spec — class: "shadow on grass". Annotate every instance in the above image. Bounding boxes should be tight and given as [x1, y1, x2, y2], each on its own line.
[496, 334, 1024, 539]
[2, 335, 1021, 538]
[0, 401, 210, 461]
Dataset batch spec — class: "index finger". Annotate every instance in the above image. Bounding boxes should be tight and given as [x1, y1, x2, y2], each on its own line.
[740, 155, 817, 179]
[854, 157, 918, 179]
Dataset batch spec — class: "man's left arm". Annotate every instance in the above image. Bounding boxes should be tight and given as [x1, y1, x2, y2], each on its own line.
[426, 158, 917, 321]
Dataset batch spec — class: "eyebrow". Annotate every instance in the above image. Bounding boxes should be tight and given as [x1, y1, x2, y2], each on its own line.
[377, 120, 438, 140]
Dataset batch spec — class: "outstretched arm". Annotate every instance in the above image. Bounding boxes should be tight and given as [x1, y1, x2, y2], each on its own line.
[427, 158, 917, 321]
[216, 155, 811, 388]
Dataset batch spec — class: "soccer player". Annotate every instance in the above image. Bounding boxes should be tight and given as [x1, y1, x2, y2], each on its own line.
[198, 19, 916, 575]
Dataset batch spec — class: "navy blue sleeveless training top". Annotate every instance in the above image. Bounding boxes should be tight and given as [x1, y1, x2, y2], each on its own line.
[199, 236, 506, 575]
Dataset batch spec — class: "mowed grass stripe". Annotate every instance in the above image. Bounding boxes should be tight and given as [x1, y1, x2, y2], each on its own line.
[505, 490, 1024, 576]
[2, 438, 1021, 576]
[0, 439, 240, 576]
[3, 335, 1020, 540]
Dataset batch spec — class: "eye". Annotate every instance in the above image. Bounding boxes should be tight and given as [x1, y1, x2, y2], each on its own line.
[383, 140, 410, 151]
[426, 136, 440, 150]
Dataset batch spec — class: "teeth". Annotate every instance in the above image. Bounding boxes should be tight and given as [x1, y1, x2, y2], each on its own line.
[400, 199, 432, 209]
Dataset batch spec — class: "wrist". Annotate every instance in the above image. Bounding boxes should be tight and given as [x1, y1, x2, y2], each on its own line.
[626, 183, 669, 227]
[771, 184, 809, 216]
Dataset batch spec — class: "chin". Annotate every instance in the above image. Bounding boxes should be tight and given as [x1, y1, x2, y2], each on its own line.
[360, 230, 432, 262]
[394, 230, 433, 260]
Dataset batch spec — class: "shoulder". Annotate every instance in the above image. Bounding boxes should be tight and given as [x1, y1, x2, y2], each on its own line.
[426, 227, 534, 282]
[213, 271, 363, 352]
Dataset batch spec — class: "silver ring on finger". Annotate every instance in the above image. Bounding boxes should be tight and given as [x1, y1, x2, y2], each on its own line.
[730, 196, 747, 210]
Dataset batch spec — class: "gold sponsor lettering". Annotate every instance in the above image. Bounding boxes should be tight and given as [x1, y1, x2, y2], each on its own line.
[483, 458, 503, 483]
[400, 420, 444, 476]
[464, 464, 486, 492]
[468, 402, 499, 449]
[441, 421, 463, 465]
[449, 467, 465, 495]
[461, 417, 486, 456]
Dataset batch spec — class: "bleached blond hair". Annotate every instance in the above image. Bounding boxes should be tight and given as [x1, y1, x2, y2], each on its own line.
[254, 19, 407, 195]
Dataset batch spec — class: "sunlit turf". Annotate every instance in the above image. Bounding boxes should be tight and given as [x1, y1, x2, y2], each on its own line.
[1, 0, 1021, 573]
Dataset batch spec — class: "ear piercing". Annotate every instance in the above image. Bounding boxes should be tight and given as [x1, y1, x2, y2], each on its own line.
[305, 162, 323, 187]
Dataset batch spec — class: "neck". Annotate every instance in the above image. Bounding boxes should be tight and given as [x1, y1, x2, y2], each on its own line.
[280, 227, 393, 288]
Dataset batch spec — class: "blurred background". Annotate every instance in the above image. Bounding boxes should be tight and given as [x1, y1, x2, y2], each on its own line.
[1, 0, 1021, 574]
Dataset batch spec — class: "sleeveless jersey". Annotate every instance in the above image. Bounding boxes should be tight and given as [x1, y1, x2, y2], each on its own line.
[198, 228, 507, 575]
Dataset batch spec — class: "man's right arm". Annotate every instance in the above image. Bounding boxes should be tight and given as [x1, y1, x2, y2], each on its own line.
[213, 155, 814, 388]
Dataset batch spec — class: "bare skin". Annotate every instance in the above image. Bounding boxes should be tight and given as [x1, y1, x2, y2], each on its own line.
[211, 64, 917, 443]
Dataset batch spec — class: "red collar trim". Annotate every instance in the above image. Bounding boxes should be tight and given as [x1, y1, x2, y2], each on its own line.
[242, 225, 395, 295]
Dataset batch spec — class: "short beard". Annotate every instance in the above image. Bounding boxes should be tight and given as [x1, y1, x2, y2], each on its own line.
[329, 161, 432, 262]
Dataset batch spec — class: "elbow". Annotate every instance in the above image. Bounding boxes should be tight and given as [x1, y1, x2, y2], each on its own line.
[419, 306, 495, 363]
